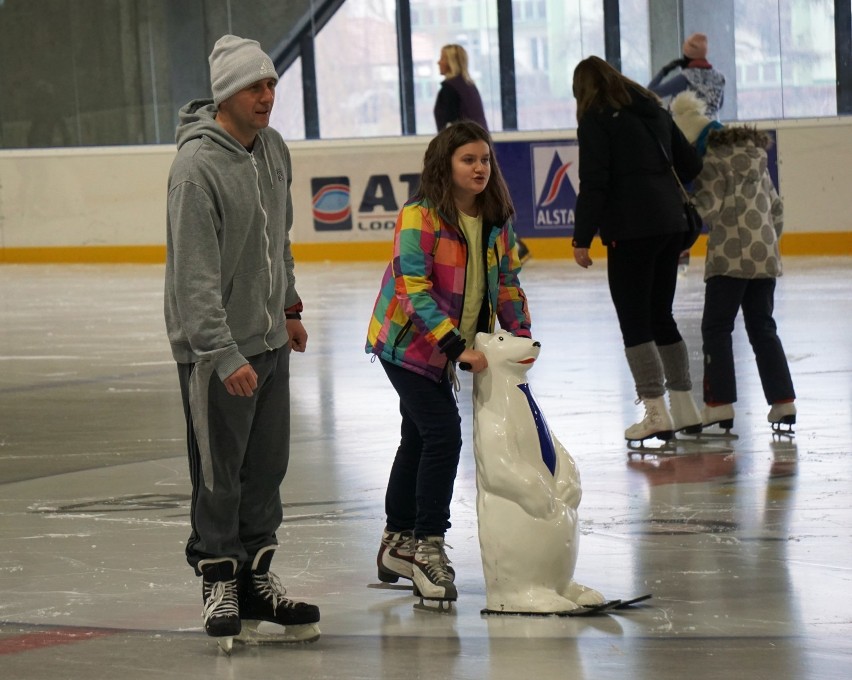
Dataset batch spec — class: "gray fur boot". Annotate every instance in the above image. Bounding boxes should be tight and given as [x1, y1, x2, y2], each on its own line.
[657, 340, 693, 392]
[624, 343, 673, 442]
[625, 342, 666, 398]
[658, 341, 702, 433]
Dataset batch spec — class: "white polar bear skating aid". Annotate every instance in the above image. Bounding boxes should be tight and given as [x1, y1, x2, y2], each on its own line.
[472, 331, 605, 614]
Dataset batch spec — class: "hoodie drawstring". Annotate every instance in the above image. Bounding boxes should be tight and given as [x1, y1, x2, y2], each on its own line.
[257, 135, 276, 187]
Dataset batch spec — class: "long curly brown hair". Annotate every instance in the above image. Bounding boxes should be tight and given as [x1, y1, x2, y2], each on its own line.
[414, 121, 514, 227]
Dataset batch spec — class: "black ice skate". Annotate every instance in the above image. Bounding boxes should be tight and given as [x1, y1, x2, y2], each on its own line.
[411, 536, 457, 613]
[237, 545, 321, 644]
[199, 556, 241, 655]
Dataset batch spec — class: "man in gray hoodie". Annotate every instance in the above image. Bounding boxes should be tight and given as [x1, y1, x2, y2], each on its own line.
[165, 34, 320, 649]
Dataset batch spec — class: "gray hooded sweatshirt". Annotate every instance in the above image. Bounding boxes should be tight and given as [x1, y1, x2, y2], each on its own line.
[165, 99, 301, 381]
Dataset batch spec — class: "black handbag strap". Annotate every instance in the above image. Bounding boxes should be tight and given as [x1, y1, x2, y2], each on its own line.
[639, 117, 692, 203]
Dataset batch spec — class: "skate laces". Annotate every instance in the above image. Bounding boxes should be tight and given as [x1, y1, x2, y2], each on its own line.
[203, 579, 239, 623]
[446, 362, 461, 398]
[635, 397, 661, 422]
[382, 531, 414, 554]
[254, 571, 301, 610]
[415, 540, 453, 582]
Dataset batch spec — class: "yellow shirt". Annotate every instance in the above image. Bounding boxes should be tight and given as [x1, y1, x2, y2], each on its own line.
[457, 211, 485, 348]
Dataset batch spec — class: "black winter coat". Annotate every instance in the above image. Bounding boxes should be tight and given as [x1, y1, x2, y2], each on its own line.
[573, 93, 702, 248]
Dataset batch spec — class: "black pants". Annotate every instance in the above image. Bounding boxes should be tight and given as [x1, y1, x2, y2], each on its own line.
[607, 233, 685, 348]
[702, 276, 795, 405]
[380, 359, 462, 538]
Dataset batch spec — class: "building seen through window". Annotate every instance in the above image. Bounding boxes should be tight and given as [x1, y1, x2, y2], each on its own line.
[0, 0, 843, 148]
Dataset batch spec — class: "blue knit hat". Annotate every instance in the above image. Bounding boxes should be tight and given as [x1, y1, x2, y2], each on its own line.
[208, 35, 277, 104]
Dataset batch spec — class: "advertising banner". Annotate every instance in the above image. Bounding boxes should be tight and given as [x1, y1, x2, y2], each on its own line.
[290, 139, 426, 244]
[290, 132, 777, 245]
[495, 139, 579, 239]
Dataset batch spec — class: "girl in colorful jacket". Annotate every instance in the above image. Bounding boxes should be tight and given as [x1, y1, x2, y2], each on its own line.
[365, 121, 531, 605]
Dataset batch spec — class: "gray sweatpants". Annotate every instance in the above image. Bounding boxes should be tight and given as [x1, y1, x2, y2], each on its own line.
[177, 347, 291, 574]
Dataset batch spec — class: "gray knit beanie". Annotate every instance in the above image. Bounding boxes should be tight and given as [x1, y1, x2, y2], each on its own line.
[209, 34, 277, 104]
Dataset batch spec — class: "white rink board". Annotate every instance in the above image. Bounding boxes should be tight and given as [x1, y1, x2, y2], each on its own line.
[0, 119, 850, 251]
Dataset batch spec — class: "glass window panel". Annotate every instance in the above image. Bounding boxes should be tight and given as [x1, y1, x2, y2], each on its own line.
[734, 0, 836, 119]
[619, 0, 651, 87]
[411, 0, 500, 134]
[314, 0, 401, 139]
[0, 0, 175, 149]
[513, 0, 604, 131]
[270, 57, 305, 142]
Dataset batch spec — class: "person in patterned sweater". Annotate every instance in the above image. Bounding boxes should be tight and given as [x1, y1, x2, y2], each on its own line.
[671, 91, 797, 434]
[649, 32, 726, 119]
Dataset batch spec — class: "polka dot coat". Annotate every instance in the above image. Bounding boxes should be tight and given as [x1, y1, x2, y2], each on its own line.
[692, 127, 784, 282]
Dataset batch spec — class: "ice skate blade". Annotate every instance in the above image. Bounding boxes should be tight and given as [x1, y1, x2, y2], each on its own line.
[478, 603, 611, 617]
[235, 620, 321, 645]
[627, 439, 733, 458]
[481, 594, 652, 617]
[368, 582, 413, 590]
[695, 428, 738, 440]
[565, 599, 624, 616]
[625, 430, 673, 448]
[215, 636, 234, 655]
[613, 593, 653, 608]
[699, 419, 737, 438]
[413, 598, 455, 614]
[771, 422, 795, 436]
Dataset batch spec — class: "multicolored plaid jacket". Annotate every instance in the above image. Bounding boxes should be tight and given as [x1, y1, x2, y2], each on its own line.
[366, 198, 531, 382]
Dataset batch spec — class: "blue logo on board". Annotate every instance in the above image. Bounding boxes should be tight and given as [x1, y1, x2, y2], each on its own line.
[532, 145, 578, 230]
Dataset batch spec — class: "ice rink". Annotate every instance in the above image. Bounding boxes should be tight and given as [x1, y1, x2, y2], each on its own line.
[1, 257, 850, 679]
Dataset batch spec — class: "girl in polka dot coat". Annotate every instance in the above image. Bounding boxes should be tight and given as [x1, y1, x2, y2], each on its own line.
[672, 93, 796, 431]
[694, 126, 784, 280]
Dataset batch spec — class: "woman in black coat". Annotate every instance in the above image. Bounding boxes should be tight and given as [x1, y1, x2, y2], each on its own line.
[571, 56, 704, 444]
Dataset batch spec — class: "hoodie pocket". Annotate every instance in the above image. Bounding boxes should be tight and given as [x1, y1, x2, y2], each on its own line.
[224, 267, 270, 344]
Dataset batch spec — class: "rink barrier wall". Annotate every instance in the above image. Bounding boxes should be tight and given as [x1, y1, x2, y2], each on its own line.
[1, 232, 850, 265]
[1, 118, 851, 264]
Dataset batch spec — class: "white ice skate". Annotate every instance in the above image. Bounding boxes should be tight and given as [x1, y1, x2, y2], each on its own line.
[625, 396, 675, 447]
[411, 536, 457, 613]
[768, 402, 796, 435]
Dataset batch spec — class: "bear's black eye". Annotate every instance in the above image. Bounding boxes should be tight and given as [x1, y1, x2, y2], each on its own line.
[498, 336, 504, 341]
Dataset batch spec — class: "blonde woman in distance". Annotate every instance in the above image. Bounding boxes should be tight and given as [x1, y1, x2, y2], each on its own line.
[434, 44, 488, 131]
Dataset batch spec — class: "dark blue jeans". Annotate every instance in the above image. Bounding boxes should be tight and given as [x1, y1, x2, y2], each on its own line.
[702, 276, 795, 405]
[607, 233, 685, 348]
[380, 359, 462, 538]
